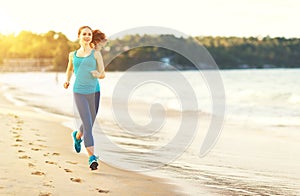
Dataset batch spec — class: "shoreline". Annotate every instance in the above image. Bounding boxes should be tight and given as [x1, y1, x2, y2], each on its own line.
[0, 90, 182, 195]
[1, 71, 300, 195]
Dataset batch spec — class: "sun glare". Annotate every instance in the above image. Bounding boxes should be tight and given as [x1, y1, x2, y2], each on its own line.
[0, 0, 299, 38]
[0, 9, 20, 35]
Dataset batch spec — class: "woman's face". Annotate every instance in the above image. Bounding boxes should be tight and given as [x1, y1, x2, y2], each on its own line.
[79, 28, 93, 45]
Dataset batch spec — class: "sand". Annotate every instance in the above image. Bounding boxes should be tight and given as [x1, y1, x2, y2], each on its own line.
[0, 94, 181, 196]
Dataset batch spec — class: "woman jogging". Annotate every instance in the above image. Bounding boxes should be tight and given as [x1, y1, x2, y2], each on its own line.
[64, 26, 105, 170]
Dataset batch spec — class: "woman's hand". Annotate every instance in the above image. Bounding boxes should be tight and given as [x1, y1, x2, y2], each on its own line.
[63, 81, 70, 89]
[90, 70, 101, 78]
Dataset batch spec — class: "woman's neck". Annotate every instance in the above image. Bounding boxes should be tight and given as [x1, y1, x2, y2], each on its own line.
[79, 44, 91, 52]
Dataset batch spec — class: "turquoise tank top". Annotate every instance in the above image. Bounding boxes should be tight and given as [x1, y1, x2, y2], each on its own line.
[73, 50, 100, 94]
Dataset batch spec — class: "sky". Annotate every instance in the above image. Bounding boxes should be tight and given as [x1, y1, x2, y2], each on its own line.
[0, 0, 299, 41]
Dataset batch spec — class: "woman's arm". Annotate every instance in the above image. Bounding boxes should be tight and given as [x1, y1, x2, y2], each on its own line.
[64, 52, 74, 89]
[92, 51, 105, 79]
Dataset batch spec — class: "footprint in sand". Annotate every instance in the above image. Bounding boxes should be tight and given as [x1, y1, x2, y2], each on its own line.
[19, 155, 31, 159]
[12, 127, 22, 130]
[31, 148, 42, 151]
[15, 139, 23, 142]
[16, 120, 24, 124]
[28, 163, 35, 168]
[16, 124, 22, 128]
[64, 169, 72, 173]
[39, 192, 52, 196]
[45, 161, 57, 165]
[11, 144, 22, 147]
[31, 171, 45, 176]
[42, 181, 54, 188]
[18, 150, 25, 153]
[43, 152, 60, 157]
[43, 153, 50, 157]
[70, 178, 82, 183]
[38, 144, 47, 148]
[66, 161, 78, 165]
[96, 188, 110, 193]
[8, 113, 18, 118]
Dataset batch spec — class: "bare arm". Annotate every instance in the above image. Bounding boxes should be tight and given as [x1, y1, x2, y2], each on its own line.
[64, 52, 74, 89]
[91, 51, 105, 79]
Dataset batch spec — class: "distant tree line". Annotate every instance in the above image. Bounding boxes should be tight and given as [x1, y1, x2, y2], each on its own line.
[195, 36, 300, 69]
[0, 31, 77, 71]
[0, 31, 299, 71]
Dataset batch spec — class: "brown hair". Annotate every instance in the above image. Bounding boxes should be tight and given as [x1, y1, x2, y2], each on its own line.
[92, 29, 106, 44]
[77, 26, 93, 37]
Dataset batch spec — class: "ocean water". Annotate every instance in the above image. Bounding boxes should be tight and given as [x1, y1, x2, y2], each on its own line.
[1, 69, 299, 195]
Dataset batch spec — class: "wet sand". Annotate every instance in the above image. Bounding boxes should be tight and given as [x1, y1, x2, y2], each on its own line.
[0, 92, 181, 196]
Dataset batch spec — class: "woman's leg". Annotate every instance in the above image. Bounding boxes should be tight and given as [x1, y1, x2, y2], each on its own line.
[74, 92, 99, 170]
[90, 92, 100, 126]
[73, 93, 94, 152]
[85, 92, 100, 157]
[76, 125, 83, 139]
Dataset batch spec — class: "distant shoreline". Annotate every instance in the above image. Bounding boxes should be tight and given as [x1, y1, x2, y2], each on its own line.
[1, 33, 300, 71]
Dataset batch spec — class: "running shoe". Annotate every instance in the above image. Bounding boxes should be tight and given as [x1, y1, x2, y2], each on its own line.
[72, 131, 82, 153]
[89, 155, 99, 170]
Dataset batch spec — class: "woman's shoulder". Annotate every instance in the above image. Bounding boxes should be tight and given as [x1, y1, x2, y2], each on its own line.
[69, 51, 76, 58]
[93, 49, 102, 58]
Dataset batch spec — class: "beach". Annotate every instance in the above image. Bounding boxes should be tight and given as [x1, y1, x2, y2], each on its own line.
[0, 70, 300, 195]
[0, 90, 180, 195]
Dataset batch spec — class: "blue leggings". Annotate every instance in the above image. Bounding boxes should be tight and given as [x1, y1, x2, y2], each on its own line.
[74, 92, 100, 148]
